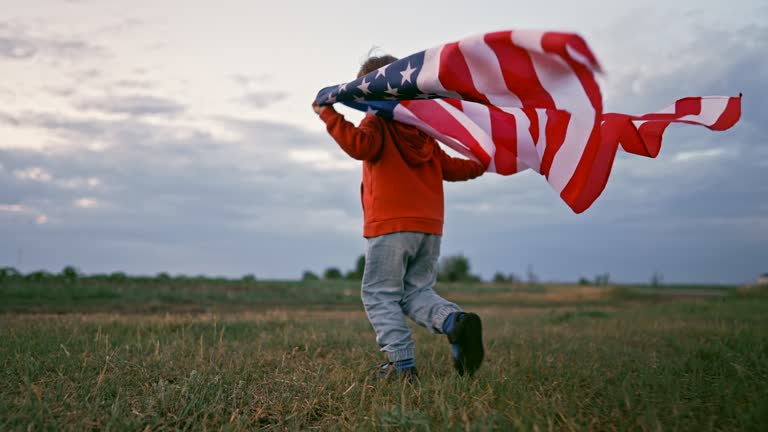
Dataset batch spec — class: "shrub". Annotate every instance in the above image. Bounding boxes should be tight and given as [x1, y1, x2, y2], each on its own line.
[323, 267, 343, 280]
[438, 254, 481, 282]
[61, 266, 79, 283]
[302, 271, 319, 281]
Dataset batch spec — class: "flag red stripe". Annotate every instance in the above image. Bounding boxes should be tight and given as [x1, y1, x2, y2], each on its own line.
[539, 110, 570, 178]
[542, 31, 604, 204]
[569, 119, 623, 213]
[635, 122, 669, 158]
[542, 32, 603, 112]
[438, 42, 490, 105]
[487, 106, 518, 175]
[710, 96, 742, 130]
[402, 100, 492, 167]
[485, 31, 556, 108]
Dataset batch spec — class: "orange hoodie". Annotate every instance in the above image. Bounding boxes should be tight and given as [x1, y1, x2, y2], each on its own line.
[320, 107, 485, 237]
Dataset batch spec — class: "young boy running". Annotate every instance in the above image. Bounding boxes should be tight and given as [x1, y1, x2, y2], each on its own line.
[312, 55, 486, 380]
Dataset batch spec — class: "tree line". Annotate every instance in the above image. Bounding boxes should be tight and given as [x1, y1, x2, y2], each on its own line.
[2, 256, 653, 286]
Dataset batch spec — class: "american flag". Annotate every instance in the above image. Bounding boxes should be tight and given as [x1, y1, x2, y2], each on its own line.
[315, 30, 741, 213]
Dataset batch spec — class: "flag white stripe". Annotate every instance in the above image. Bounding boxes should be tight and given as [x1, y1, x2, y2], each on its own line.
[458, 35, 523, 108]
[525, 34, 596, 193]
[392, 103, 480, 163]
[496, 106, 540, 173]
[417, 46, 462, 99]
[457, 101, 497, 172]
[678, 97, 729, 127]
[434, 99, 494, 161]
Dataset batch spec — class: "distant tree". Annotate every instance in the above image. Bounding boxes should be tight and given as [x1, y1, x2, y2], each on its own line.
[156, 272, 171, 281]
[302, 270, 319, 281]
[439, 254, 481, 282]
[492, 272, 519, 284]
[355, 254, 366, 276]
[61, 266, 79, 284]
[492, 272, 508, 283]
[323, 267, 343, 280]
[109, 272, 128, 281]
[526, 264, 539, 285]
[241, 274, 257, 282]
[594, 273, 611, 286]
[650, 271, 663, 287]
[345, 254, 366, 280]
[0, 267, 20, 282]
[578, 276, 591, 285]
[26, 271, 53, 282]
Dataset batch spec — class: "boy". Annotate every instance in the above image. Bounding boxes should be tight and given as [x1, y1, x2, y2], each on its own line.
[312, 55, 486, 380]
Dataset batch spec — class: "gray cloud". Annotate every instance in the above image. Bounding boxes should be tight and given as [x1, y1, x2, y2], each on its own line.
[114, 79, 154, 90]
[242, 90, 288, 110]
[76, 95, 186, 117]
[233, 73, 272, 86]
[0, 37, 35, 59]
[1, 108, 364, 277]
[0, 24, 104, 61]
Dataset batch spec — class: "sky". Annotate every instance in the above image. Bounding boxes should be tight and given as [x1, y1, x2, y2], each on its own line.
[1, 0, 766, 284]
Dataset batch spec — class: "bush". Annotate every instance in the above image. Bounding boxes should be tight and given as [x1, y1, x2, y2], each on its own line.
[438, 254, 481, 282]
[25, 271, 53, 282]
[109, 272, 128, 281]
[61, 266, 79, 283]
[345, 254, 366, 280]
[323, 267, 343, 280]
[302, 270, 319, 281]
[492, 272, 508, 283]
[0, 267, 21, 282]
[650, 271, 664, 287]
[594, 273, 611, 286]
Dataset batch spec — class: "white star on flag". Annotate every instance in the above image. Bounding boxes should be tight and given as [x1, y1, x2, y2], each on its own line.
[337, 83, 347, 93]
[400, 62, 417, 85]
[326, 92, 337, 103]
[357, 78, 371, 94]
[365, 106, 378, 115]
[375, 65, 388, 79]
[385, 83, 399, 97]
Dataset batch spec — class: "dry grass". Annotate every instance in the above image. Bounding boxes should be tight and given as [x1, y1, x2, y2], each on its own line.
[2, 290, 767, 431]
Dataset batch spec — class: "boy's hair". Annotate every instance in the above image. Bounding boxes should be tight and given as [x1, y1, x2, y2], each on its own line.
[358, 54, 399, 78]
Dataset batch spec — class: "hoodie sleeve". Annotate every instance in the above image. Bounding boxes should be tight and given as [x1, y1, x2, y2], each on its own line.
[437, 146, 487, 181]
[319, 107, 384, 161]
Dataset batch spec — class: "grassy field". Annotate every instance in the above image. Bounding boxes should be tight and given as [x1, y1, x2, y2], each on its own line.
[1, 280, 766, 431]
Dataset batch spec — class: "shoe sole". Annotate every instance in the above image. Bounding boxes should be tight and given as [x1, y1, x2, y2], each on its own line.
[453, 313, 484, 376]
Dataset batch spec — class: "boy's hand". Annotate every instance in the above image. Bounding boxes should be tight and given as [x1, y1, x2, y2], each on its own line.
[312, 101, 327, 115]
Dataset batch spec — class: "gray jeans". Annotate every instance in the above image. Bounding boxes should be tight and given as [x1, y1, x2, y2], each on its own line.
[361, 232, 461, 362]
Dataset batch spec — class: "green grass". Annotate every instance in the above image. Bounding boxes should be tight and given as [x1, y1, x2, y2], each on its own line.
[1, 282, 766, 430]
[0, 277, 733, 313]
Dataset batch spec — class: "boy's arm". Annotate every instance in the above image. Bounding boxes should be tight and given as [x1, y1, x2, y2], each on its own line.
[438, 145, 487, 181]
[317, 106, 384, 161]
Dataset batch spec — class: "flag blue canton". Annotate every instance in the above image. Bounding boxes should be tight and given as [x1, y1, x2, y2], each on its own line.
[315, 51, 440, 119]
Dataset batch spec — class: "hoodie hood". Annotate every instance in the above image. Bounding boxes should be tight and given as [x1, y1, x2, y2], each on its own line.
[387, 121, 435, 166]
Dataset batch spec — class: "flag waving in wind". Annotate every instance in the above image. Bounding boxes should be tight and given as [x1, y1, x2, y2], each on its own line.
[314, 30, 741, 213]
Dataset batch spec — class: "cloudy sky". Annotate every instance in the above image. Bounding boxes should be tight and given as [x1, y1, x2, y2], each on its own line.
[1, 0, 765, 283]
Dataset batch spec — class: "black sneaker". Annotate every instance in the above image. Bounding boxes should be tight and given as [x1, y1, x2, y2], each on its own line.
[446, 312, 484, 376]
[371, 362, 419, 383]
